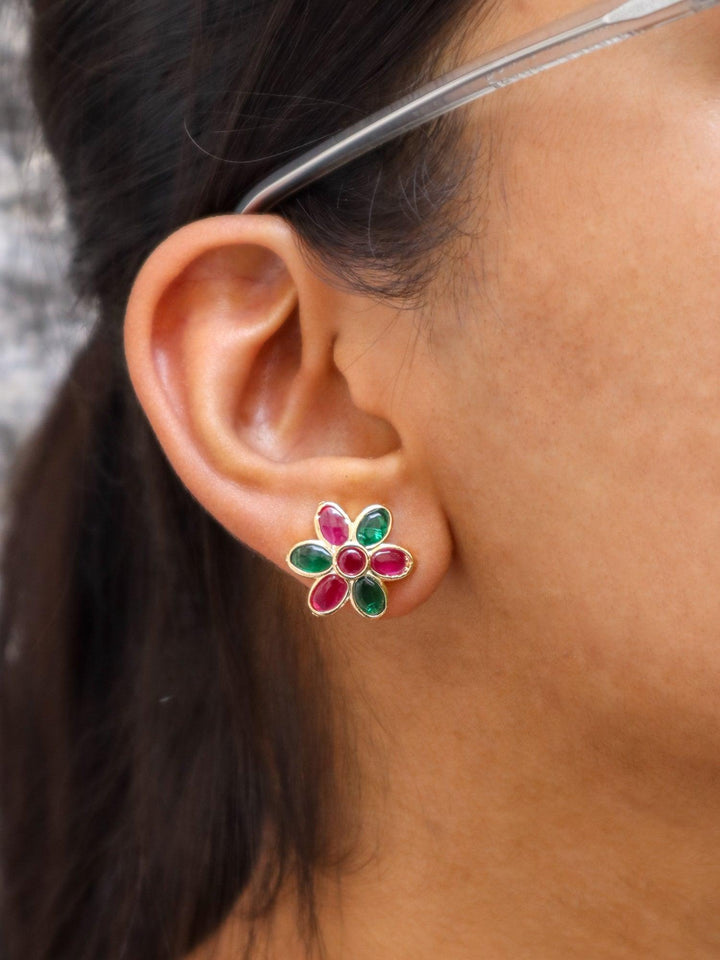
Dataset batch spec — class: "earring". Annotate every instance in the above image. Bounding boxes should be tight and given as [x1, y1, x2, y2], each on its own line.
[287, 501, 414, 619]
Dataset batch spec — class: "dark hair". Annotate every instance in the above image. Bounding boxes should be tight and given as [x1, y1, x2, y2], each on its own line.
[0, 0, 495, 957]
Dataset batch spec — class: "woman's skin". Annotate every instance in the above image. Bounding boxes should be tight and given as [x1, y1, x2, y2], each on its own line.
[124, 0, 720, 955]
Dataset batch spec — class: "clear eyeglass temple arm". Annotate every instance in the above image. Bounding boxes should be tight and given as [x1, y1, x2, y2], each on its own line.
[235, 0, 719, 214]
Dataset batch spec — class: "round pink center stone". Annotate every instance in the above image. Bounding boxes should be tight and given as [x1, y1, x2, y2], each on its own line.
[336, 546, 367, 578]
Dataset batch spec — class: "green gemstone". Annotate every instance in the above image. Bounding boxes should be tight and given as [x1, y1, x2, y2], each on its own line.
[289, 542, 332, 575]
[356, 507, 390, 547]
[353, 575, 387, 618]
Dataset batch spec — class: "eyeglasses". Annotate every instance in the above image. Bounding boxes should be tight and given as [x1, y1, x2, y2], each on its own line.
[235, 0, 719, 215]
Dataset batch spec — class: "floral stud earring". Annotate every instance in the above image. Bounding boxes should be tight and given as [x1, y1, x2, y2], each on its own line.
[287, 502, 414, 619]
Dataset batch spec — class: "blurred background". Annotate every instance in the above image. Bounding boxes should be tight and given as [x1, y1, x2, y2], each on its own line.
[0, 0, 90, 530]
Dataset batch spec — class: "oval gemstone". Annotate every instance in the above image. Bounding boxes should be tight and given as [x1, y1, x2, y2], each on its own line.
[352, 575, 387, 618]
[289, 542, 333, 576]
[336, 546, 367, 578]
[318, 504, 349, 546]
[310, 574, 349, 614]
[356, 507, 391, 548]
[370, 547, 412, 579]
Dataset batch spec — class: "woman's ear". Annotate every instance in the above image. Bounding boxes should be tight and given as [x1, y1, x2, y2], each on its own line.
[123, 213, 451, 617]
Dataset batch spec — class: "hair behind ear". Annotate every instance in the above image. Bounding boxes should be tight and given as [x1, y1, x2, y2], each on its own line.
[0, 324, 348, 959]
[3, 0, 492, 954]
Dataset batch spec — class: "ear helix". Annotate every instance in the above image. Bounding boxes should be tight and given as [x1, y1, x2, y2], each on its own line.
[286, 501, 415, 619]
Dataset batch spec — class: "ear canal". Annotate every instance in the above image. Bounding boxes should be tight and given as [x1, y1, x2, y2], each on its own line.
[236, 306, 401, 462]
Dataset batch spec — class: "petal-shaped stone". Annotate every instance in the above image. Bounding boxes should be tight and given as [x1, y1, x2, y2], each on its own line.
[336, 546, 367, 578]
[317, 503, 349, 546]
[370, 546, 412, 580]
[309, 574, 349, 615]
[289, 542, 333, 576]
[356, 507, 391, 548]
[352, 575, 387, 618]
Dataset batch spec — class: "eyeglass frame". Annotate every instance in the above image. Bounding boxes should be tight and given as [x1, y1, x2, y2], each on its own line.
[234, 0, 719, 215]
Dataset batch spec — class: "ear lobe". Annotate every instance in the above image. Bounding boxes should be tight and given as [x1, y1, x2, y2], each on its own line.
[123, 214, 452, 618]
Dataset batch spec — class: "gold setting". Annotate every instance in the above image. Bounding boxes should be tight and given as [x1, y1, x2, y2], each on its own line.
[286, 501, 415, 619]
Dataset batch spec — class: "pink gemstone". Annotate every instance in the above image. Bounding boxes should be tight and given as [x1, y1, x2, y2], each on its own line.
[336, 546, 367, 578]
[318, 504, 349, 546]
[309, 574, 349, 614]
[370, 547, 411, 579]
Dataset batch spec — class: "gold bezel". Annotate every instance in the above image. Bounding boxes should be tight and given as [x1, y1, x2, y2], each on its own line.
[313, 501, 353, 546]
[348, 575, 388, 620]
[287, 501, 414, 619]
[307, 574, 351, 618]
[285, 538, 334, 578]
[367, 544, 414, 581]
[350, 503, 393, 548]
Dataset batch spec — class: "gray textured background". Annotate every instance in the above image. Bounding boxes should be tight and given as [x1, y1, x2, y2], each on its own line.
[0, 1, 90, 524]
